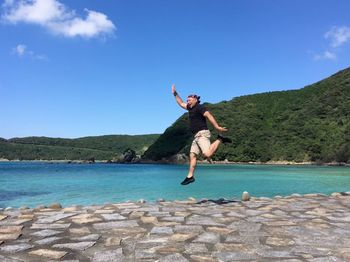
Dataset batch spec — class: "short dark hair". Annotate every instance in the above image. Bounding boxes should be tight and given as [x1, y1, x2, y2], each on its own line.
[187, 94, 201, 103]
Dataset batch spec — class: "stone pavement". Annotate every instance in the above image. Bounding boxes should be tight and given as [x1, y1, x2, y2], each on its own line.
[1, 193, 350, 261]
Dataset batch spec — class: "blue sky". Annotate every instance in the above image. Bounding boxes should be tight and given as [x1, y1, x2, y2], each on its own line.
[1, 0, 350, 139]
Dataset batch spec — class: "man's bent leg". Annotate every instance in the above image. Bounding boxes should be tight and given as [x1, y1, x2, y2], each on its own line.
[202, 139, 221, 159]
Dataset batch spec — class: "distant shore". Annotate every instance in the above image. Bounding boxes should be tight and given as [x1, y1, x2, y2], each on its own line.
[0, 158, 349, 166]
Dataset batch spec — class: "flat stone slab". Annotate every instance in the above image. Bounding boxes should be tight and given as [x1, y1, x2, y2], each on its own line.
[28, 248, 67, 259]
[193, 232, 220, 244]
[93, 220, 138, 230]
[0, 226, 23, 234]
[100, 213, 126, 221]
[30, 223, 71, 229]
[70, 234, 100, 241]
[0, 233, 21, 241]
[150, 226, 173, 235]
[0, 243, 33, 253]
[70, 214, 102, 224]
[53, 241, 96, 251]
[36, 213, 76, 223]
[31, 229, 62, 237]
[34, 236, 62, 245]
[92, 248, 124, 262]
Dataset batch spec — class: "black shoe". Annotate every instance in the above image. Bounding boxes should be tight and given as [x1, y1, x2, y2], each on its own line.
[181, 176, 195, 185]
[217, 134, 232, 144]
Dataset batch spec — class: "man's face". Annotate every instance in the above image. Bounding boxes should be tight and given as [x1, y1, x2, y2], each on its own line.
[187, 96, 198, 108]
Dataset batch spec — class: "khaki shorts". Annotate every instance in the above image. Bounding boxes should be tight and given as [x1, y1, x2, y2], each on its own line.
[190, 130, 211, 155]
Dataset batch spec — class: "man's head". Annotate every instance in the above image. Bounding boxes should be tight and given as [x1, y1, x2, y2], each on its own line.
[187, 94, 201, 108]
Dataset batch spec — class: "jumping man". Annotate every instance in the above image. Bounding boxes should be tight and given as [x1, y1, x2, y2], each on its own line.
[172, 85, 232, 185]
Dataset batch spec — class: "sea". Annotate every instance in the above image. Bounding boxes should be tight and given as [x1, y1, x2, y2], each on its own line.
[1, 162, 350, 208]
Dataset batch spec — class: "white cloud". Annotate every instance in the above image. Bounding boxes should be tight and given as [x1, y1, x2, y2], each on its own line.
[13, 44, 26, 56]
[48, 9, 116, 38]
[12, 44, 47, 60]
[325, 26, 350, 48]
[2, 0, 116, 39]
[313, 50, 337, 61]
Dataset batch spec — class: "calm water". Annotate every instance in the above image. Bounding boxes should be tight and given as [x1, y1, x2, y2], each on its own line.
[0, 162, 350, 208]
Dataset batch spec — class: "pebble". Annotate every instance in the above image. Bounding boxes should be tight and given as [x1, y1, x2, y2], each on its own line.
[241, 191, 250, 201]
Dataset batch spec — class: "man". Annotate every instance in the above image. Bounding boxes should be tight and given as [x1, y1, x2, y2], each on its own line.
[172, 85, 232, 185]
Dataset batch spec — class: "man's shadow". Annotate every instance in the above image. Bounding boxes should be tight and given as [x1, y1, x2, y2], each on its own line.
[196, 197, 240, 205]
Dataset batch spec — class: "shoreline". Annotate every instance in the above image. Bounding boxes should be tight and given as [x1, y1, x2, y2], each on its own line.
[1, 191, 350, 210]
[1, 158, 350, 167]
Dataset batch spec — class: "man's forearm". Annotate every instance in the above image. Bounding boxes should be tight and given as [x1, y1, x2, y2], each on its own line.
[207, 114, 220, 130]
[174, 93, 184, 106]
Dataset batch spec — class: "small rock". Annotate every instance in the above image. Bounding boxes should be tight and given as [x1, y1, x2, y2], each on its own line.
[331, 192, 341, 197]
[188, 197, 196, 202]
[0, 215, 8, 221]
[157, 198, 165, 202]
[4, 207, 13, 211]
[242, 191, 250, 201]
[291, 193, 302, 198]
[48, 203, 62, 209]
[138, 199, 146, 204]
[35, 205, 46, 209]
[19, 206, 29, 210]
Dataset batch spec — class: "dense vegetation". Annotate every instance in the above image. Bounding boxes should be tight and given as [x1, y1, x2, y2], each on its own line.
[0, 135, 159, 161]
[143, 67, 350, 163]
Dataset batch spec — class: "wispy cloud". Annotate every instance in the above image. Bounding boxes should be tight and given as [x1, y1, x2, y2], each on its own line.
[313, 25, 350, 62]
[325, 26, 350, 48]
[12, 44, 47, 60]
[313, 50, 336, 61]
[2, 0, 116, 39]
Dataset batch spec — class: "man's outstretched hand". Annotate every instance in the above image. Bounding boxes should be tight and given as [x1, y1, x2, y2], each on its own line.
[217, 126, 228, 132]
[172, 84, 176, 95]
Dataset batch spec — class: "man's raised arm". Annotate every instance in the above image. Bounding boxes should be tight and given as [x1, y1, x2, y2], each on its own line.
[172, 85, 187, 109]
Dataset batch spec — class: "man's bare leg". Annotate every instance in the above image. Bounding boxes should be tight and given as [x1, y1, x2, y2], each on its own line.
[181, 153, 197, 185]
[203, 139, 221, 159]
[187, 152, 197, 178]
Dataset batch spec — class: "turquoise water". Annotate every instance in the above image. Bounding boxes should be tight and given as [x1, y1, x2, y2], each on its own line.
[0, 162, 350, 208]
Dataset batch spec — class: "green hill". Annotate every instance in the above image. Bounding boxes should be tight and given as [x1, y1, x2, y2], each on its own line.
[143, 67, 350, 163]
[0, 134, 159, 161]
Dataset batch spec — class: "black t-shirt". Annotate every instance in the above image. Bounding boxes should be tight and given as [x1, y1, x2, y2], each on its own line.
[187, 103, 208, 134]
